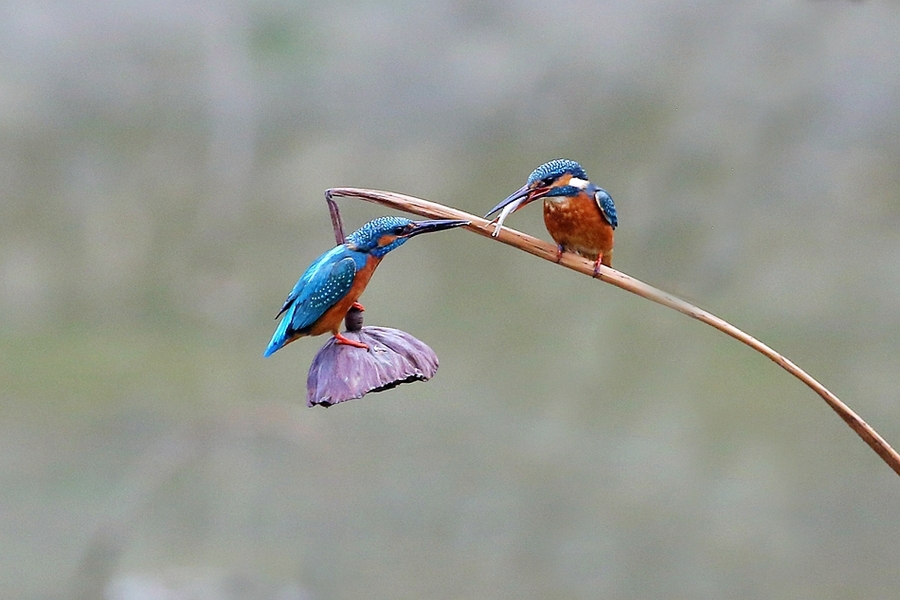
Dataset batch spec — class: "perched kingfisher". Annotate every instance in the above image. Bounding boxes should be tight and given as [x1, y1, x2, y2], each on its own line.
[485, 159, 618, 274]
[264, 216, 468, 357]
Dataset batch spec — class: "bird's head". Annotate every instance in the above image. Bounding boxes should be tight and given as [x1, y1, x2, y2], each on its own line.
[347, 216, 469, 258]
[485, 159, 590, 219]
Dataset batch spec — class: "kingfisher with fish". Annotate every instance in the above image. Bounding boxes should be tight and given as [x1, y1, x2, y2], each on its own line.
[486, 159, 618, 275]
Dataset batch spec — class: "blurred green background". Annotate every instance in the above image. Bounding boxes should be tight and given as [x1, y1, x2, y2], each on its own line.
[3, 1, 900, 598]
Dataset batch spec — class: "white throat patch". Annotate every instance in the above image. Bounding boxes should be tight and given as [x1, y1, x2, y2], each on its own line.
[568, 177, 589, 189]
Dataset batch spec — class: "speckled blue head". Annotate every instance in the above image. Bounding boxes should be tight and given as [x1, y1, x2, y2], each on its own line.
[527, 159, 588, 186]
[347, 216, 412, 255]
[346, 216, 469, 258]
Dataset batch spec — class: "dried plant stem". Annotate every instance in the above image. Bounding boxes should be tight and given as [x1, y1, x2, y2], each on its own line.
[326, 187, 900, 477]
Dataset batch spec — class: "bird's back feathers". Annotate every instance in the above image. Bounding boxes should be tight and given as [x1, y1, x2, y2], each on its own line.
[264, 249, 363, 356]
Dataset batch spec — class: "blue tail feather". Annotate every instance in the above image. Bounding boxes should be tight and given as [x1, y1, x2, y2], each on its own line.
[263, 311, 293, 357]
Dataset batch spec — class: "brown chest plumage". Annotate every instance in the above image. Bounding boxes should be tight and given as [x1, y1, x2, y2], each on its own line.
[543, 195, 615, 267]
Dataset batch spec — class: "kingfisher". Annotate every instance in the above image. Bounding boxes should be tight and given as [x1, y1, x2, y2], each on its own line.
[485, 159, 618, 274]
[264, 216, 468, 357]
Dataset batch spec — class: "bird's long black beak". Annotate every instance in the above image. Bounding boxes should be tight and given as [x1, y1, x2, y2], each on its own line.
[484, 183, 539, 218]
[404, 218, 470, 238]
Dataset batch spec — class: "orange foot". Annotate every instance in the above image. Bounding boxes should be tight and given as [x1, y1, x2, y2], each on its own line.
[335, 332, 368, 349]
[592, 254, 604, 277]
[351, 301, 365, 312]
[555, 244, 564, 264]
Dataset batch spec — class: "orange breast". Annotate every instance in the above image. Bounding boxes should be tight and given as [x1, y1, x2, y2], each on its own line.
[308, 256, 381, 336]
[543, 195, 615, 266]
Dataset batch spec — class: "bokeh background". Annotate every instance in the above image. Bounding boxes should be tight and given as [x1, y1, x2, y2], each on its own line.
[3, 1, 900, 598]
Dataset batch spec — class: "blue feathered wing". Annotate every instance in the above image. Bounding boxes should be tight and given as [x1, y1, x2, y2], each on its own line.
[264, 252, 358, 357]
[593, 187, 618, 229]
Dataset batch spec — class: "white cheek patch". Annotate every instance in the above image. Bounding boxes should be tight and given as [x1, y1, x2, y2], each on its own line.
[568, 177, 589, 189]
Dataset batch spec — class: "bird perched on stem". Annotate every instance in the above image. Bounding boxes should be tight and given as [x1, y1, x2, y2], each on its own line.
[264, 216, 468, 356]
[485, 159, 618, 274]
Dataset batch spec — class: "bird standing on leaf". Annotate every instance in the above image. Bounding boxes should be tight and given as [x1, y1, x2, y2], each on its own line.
[264, 216, 468, 357]
[486, 159, 618, 274]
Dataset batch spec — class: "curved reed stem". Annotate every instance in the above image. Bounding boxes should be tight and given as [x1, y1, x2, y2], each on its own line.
[325, 187, 900, 477]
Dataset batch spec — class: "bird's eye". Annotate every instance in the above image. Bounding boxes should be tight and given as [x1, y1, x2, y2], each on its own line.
[540, 176, 555, 187]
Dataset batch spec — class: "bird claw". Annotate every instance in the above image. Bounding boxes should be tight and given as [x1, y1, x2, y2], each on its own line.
[592, 255, 604, 277]
[335, 332, 369, 349]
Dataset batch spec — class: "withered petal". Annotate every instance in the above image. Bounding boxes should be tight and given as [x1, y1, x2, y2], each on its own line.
[306, 327, 439, 407]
